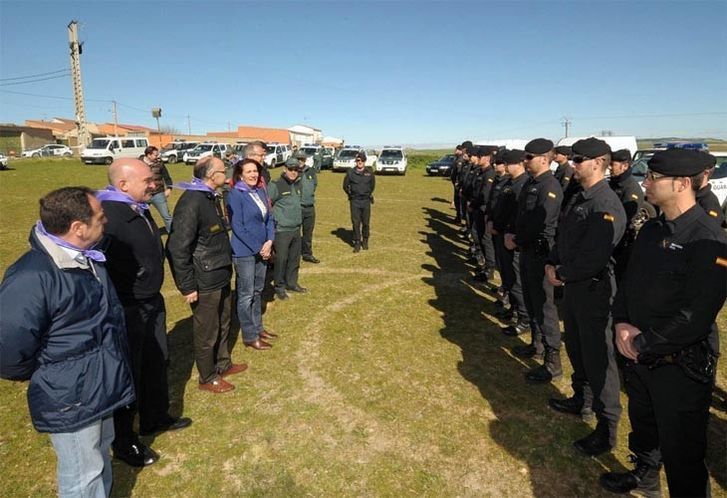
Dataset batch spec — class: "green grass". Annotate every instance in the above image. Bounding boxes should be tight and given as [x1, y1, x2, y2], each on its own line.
[0, 155, 725, 497]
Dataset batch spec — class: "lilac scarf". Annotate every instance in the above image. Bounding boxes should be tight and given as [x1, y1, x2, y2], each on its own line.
[233, 180, 259, 193]
[175, 177, 217, 194]
[95, 186, 149, 211]
[36, 220, 106, 262]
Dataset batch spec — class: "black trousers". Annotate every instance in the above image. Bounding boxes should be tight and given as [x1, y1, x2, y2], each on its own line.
[453, 185, 462, 221]
[350, 200, 371, 243]
[476, 214, 496, 270]
[113, 293, 170, 448]
[190, 285, 232, 384]
[301, 205, 316, 257]
[273, 229, 301, 290]
[495, 234, 528, 321]
[520, 248, 560, 351]
[624, 362, 712, 497]
[562, 277, 621, 435]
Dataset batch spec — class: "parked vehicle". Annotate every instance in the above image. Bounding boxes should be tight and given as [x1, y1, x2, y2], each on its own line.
[709, 152, 727, 207]
[81, 136, 150, 165]
[375, 146, 407, 175]
[184, 142, 229, 165]
[160, 141, 199, 163]
[299, 145, 322, 169]
[265, 143, 291, 167]
[333, 147, 363, 171]
[0, 152, 8, 170]
[232, 142, 248, 155]
[22, 144, 73, 158]
[426, 154, 456, 176]
[321, 146, 335, 170]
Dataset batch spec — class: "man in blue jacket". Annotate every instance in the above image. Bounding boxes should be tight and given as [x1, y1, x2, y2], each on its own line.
[0, 186, 135, 497]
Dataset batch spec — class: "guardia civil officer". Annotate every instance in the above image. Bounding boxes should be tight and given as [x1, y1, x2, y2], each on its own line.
[491, 149, 530, 334]
[608, 149, 644, 281]
[553, 145, 574, 192]
[343, 152, 375, 252]
[296, 151, 321, 263]
[600, 149, 727, 497]
[545, 138, 625, 456]
[469, 145, 498, 281]
[696, 151, 727, 228]
[504, 138, 564, 383]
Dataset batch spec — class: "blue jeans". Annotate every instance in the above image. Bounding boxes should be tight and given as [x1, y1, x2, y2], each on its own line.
[234, 255, 267, 342]
[149, 191, 172, 233]
[49, 416, 115, 498]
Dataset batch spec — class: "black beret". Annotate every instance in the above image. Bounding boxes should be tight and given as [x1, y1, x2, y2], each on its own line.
[611, 149, 632, 162]
[503, 149, 526, 164]
[467, 146, 479, 156]
[647, 149, 711, 177]
[524, 138, 554, 154]
[572, 137, 611, 158]
[461, 140, 473, 148]
[700, 151, 717, 169]
[493, 148, 507, 164]
[554, 146, 572, 156]
[479, 145, 499, 156]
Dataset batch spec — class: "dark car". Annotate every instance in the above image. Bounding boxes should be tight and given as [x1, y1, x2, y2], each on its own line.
[426, 154, 456, 176]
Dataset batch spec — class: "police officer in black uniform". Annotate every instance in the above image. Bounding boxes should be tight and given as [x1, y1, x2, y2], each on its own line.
[504, 138, 563, 383]
[484, 150, 510, 304]
[493, 149, 530, 334]
[450, 144, 466, 224]
[456, 144, 475, 235]
[696, 151, 727, 228]
[608, 149, 645, 281]
[553, 145, 574, 192]
[470, 146, 498, 281]
[545, 138, 625, 456]
[600, 149, 727, 497]
[343, 152, 375, 253]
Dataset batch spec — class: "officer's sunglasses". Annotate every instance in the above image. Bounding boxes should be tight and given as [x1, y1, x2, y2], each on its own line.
[524, 153, 544, 161]
[645, 169, 671, 181]
[572, 155, 595, 164]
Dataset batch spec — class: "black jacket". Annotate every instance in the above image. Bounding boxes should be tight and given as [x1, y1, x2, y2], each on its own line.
[696, 184, 726, 228]
[609, 169, 644, 228]
[101, 201, 165, 303]
[512, 170, 563, 249]
[166, 189, 232, 294]
[343, 167, 375, 201]
[553, 161, 574, 192]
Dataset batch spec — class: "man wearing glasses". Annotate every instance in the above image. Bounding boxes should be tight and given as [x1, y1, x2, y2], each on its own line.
[343, 152, 375, 252]
[545, 138, 626, 457]
[167, 156, 247, 393]
[244, 141, 271, 186]
[600, 149, 727, 497]
[504, 138, 563, 383]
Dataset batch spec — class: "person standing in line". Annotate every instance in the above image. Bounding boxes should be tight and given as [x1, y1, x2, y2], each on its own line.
[227, 158, 277, 350]
[343, 152, 375, 253]
[0, 187, 135, 497]
[296, 151, 321, 264]
[97, 158, 191, 468]
[695, 151, 727, 228]
[142, 145, 173, 233]
[450, 144, 465, 224]
[470, 145, 498, 282]
[553, 145, 574, 193]
[244, 141, 271, 186]
[545, 138, 626, 457]
[268, 162, 307, 300]
[608, 149, 644, 282]
[166, 156, 248, 393]
[504, 138, 564, 384]
[600, 149, 727, 497]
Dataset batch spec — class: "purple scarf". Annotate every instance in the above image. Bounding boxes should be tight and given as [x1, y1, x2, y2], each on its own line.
[95, 186, 149, 211]
[36, 220, 106, 263]
[175, 177, 217, 194]
[233, 180, 260, 193]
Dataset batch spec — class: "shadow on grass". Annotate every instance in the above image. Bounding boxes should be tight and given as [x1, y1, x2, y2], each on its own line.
[330, 227, 353, 247]
[430, 196, 450, 204]
[420, 206, 625, 496]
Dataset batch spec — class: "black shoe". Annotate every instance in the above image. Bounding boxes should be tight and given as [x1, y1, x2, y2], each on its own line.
[362, 239, 369, 250]
[502, 322, 529, 337]
[275, 289, 289, 300]
[114, 443, 159, 467]
[525, 351, 562, 383]
[600, 456, 661, 496]
[139, 416, 192, 436]
[495, 307, 515, 321]
[286, 285, 308, 293]
[573, 426, 613, 456]
[548, 396, 595, 421]
[302, 255, 320, 263]
[512, 344, 543, 359]
[525, 364, 556, 383]
[353, 243, 361, 253]
[472, 272, 490, 283]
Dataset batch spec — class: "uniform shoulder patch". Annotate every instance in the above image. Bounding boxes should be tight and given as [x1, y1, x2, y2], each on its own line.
[631, 194, 639, 200]
[210, 224, 222, 233]
[709, 210, 718, 217]
[564, 176, 570, 181]
[487, 178, 493, 183]
[603, 213, 615, 222]
[547, 192, 557, 199]
[716, 257, 727, 268]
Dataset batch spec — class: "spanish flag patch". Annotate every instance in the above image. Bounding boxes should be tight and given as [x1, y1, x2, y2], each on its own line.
[547, 192, 556, 199]
[631, 194, 639, 200]
[603, 213, 615, 222]
[564, 176, 570, 181]
[709, 210, 718, 218]
[716, 257, 727, 268]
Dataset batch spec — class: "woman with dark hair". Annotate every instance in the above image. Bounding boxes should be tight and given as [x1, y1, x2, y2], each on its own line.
[142, 145, 173, 232]
[226, 159, 277, 350]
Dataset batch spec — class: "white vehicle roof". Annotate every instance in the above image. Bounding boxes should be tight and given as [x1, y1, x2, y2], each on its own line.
[474, 139, 528, 150]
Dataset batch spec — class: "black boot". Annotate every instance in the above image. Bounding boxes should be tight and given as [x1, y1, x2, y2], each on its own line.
[502, 320, 529, 337]
[362, 238, 369, 250]
[548, 395, 595, 421]
[353, 242, 361, 253]
[525, 348, 562, 383]
[512, 343, 543, 359]
[573, 423, 613, 456]
[600, 456, 661, 497]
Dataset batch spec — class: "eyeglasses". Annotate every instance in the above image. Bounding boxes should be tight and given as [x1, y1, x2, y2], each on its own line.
[572, 155, 594, 164]
[355, 159, 364, 163]
[645, 169, 671, 181]
[210, 170, 226, 176]
[524, 153, 543, 161]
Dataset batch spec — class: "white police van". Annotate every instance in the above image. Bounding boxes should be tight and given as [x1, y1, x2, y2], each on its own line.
[81, 136, 150, 165]
[375, 146, 407, 175]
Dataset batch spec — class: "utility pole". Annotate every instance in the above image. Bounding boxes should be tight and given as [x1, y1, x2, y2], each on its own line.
[112, 100, 118, 137]
[151, 108, 162, 147]
[561, 117, 571, 138]
[68, 20, 90, 147]
[187, 114, 191, 135]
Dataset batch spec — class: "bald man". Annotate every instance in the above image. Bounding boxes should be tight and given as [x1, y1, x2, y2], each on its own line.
[97, 159, 191, 468]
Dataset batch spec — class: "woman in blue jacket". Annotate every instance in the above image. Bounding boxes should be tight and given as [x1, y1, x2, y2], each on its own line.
[227, 159, 277, 350]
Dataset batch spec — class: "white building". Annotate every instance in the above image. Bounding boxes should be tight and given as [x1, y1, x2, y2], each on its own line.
[288, 124, 323, 148]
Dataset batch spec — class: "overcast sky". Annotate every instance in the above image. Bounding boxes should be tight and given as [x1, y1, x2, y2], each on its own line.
[1, 0, 726, 145]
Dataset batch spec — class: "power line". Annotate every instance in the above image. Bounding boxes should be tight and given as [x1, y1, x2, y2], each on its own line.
[0, 68, 69, 82]
[0, 73, 71, 87]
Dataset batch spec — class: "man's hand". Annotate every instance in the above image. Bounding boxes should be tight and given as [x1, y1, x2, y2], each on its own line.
[164, 188, 172, 199]
[504, 233, 517, 250]
[545, 265, 564, 286]
[183, 291, 198, 304]
[615, 322, 642, 361]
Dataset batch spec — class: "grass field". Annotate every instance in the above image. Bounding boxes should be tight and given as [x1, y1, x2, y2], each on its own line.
[0, 154, 725, 497]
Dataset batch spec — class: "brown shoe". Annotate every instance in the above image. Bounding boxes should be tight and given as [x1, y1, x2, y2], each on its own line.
[260, 330, 278, 340]
[244, 339, 272, 350]
[220, 363, 248, 378]
[199, 377, 234, 393]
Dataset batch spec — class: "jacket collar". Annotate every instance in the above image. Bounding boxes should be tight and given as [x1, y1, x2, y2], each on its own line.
[659, 204, 703, 235]
[30, 226, 91, 270]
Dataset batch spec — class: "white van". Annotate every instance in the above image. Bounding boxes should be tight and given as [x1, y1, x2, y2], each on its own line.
[81, 136, 150, 165]
[557, 135, 638, 159]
